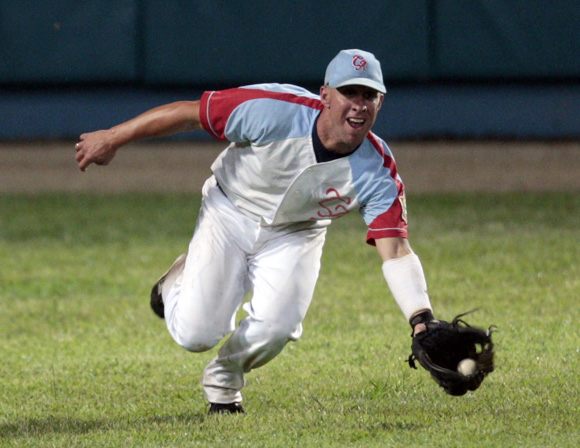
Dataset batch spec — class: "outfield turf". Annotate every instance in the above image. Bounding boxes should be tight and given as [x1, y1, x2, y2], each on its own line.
[0, 192, 578, 447]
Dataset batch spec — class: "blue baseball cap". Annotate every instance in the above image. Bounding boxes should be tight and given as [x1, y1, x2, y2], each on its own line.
[324, 49, 386, 94]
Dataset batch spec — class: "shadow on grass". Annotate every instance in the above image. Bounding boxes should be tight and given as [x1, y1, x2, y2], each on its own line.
[0, 412, 207, 439]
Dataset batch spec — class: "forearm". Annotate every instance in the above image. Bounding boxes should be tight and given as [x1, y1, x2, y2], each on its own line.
[375, 237, 433, 324]
[107, 101, 202, 147]
[382, 253, 433, 324]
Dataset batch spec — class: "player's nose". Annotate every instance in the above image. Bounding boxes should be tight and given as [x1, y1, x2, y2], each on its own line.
[350, 96, 366, 112]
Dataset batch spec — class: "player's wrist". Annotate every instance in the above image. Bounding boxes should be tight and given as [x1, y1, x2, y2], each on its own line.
[409, 310, 435, 335]
[107, 126, 131, 149]
[409, 310, 434, 327]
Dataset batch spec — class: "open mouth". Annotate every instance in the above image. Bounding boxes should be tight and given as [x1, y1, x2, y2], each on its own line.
[347, 118, 365, 129]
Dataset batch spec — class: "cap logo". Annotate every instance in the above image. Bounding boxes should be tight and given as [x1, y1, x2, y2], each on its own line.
[352, 55, 367, 71]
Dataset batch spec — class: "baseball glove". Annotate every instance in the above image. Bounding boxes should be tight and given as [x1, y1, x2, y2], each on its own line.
[408, 312, 495, 396]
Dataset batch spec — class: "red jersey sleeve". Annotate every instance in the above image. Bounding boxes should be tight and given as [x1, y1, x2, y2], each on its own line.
[365, 133, 409, 245]
[365, 185, 409, 245]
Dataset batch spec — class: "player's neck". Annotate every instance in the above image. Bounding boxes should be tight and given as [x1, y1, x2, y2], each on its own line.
[316, 111, 365, 155]
[324, 140, 358, 155]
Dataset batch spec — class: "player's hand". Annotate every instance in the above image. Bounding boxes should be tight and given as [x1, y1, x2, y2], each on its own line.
[74, 130, 119, 172]
[412, 322, 427, 336]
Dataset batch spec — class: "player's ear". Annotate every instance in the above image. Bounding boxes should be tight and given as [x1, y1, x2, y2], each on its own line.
[377, 93, 385, 111]
[320, 85, 331, 108]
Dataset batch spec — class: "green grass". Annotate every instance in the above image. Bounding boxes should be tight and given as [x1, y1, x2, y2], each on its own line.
[1, 192, 579, 447]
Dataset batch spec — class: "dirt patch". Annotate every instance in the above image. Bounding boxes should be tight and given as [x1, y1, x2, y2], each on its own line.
[1, 140, 579, 193]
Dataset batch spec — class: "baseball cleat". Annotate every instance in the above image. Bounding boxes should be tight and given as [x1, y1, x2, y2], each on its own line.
[150, 282, 165, 318]
[208, 402, 245, 415]
[150, 253, 187, 319]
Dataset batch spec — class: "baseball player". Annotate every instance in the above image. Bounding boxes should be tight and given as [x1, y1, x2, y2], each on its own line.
[74, 49, 434, 415]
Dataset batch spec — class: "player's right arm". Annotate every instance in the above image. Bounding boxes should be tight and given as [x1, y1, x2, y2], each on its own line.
[75, 101, 202, 171]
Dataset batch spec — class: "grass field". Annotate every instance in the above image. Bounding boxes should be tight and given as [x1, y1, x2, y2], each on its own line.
[0, 192, 579, 447]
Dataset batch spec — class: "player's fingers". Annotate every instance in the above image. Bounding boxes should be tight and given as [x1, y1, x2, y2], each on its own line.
[75, 149, 91, 171]
[78, 157, 90, 172]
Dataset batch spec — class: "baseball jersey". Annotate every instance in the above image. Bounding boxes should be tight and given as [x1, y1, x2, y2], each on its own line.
[199, 83, 408, 245]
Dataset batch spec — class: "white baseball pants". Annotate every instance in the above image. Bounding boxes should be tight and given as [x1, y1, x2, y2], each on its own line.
[162, 176, 327, 404]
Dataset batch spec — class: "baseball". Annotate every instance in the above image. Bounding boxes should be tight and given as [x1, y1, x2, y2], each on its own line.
[457, 358, 476, 376]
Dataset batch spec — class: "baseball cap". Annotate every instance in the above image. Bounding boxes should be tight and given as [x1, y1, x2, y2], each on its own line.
[324, 49, 386, 94]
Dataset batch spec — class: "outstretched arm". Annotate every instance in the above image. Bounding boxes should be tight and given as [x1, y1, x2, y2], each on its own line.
[376, 237, 434, 334]
[74, 100, 202, 171]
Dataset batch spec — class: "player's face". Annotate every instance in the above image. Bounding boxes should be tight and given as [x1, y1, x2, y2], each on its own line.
[319, 84, 384, 153]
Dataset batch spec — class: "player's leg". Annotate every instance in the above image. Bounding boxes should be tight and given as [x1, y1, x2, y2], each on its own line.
[202, 225, 327, 404]
[161, 177, 253, 353]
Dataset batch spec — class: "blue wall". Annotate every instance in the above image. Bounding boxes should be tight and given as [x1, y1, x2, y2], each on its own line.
[1, 1, 579, 140]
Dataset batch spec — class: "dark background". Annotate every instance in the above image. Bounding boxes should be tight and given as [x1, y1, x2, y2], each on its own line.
[1, 1, 579, 140]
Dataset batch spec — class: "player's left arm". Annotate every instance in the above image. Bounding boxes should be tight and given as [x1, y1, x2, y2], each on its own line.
[375, 237, 434, 334]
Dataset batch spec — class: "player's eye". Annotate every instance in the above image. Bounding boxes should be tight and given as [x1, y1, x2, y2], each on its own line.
[363, 90, 379, 101]
[338, 87, 357, 97]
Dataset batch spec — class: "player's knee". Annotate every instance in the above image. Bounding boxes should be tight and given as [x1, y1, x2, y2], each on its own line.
[179, 335, 220, 353]
[239, 321, 301, 371]
[172, 326, 221, 353]
[262, 320, 303, 346]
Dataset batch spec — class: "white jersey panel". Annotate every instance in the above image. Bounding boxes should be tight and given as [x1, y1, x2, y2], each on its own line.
[268, 158, 360, 225]
[211, 136, 318, 223]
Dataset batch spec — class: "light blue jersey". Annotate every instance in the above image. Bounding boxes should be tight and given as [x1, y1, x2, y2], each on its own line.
[200, 83, 408, 244]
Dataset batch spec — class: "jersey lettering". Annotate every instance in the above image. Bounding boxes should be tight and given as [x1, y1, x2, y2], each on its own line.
[316, 188, 352, 218]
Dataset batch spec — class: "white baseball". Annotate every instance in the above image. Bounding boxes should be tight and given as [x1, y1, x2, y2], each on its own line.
[457, 358, 476, 376]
